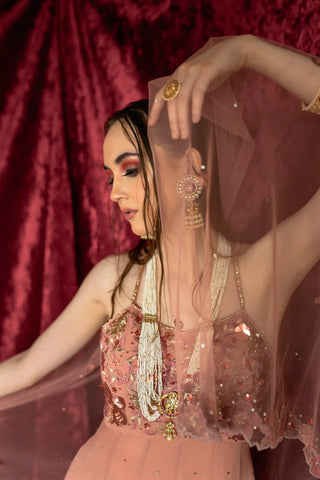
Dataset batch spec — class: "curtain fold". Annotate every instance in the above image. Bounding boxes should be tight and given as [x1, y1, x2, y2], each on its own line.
[0, 2, 319, 478]
[1, 0, 319, 360]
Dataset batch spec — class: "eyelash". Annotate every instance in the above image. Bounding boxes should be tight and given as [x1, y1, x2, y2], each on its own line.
[124, 167, 140, 177]
[106, 167, 140, 186]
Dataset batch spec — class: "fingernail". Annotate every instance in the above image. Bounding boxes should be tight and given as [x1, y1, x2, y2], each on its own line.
[181, 129, 188, 139]
[192, 113, 200, 124]
[172, 130, 178, 139]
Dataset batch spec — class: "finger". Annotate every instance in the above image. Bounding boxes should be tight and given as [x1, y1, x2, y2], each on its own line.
[162, 72, 186, 138]
[148, 94, 165, 126]
[175, 72, 199, 138]
[191, 70, 230, 123]
[191, 74, 212, 124]
[149, 85, 180, 138]
[167, 97, 180, 139]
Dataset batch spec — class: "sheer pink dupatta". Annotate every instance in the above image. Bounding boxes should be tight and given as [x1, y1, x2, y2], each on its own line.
[0, 37, 319, 480]
[148, 38, 320, 479]
[0, 335, 102, 479]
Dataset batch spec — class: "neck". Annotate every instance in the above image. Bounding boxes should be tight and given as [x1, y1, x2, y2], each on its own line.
[159, 227, 218, 267]
[155, 227, 219, 328]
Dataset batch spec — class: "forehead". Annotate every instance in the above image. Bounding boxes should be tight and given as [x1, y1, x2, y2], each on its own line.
[103, 121, 137, 163]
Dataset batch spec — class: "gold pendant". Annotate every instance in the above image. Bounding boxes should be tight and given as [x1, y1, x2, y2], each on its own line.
[163, 421, 177, 440]
[158, 391, 179, 441]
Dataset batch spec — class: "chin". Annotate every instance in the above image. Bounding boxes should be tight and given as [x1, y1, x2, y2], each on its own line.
[130, 224, 147, 238]
[131, 225, 153, 239]
[129, 217, 154, 239]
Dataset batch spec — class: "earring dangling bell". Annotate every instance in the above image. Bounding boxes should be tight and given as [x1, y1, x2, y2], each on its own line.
[176, 175, 204, 229]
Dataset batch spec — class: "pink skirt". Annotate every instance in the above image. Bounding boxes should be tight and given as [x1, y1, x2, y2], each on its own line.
[65, 420, 255, 480]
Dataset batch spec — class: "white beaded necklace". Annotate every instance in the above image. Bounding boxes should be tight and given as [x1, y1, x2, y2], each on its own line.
[137, 255, 162, 421]
[188, 234, 231, 375]
[137, 234, 231, 422]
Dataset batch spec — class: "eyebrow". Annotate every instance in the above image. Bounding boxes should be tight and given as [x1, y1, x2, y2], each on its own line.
[103, 152, 139, 170]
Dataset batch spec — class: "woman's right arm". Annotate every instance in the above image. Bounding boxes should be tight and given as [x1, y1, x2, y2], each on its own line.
[0, 255, 119, 397]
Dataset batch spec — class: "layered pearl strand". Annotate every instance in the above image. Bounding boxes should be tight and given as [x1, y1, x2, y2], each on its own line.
[137, 255, 163, 421]
[187, 234, 231, 375]
[137, 234, 231, 423]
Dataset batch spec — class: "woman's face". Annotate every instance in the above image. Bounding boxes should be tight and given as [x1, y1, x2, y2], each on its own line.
[103, 121, 156, 237]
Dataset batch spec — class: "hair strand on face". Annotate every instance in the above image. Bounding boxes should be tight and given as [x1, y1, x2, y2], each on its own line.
[105, 100, 164, 317]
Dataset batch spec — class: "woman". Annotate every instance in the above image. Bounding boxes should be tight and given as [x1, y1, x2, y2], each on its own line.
[0, 35, 319, 479]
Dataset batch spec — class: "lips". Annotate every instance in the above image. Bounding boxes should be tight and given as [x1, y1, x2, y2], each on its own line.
[121, 209, 138, 221]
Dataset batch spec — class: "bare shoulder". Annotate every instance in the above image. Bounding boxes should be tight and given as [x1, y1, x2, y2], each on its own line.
[89, 252, 129, 285]
[78, 252, 130, 316]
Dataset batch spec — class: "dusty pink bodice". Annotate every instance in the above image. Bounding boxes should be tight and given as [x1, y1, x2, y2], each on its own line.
[100, 260, 272, 443]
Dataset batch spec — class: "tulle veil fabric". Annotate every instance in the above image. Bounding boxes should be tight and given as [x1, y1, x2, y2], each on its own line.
[0, 335, 103, 479]
[0, 38, 319, 479]
[148, 38, 320, 478]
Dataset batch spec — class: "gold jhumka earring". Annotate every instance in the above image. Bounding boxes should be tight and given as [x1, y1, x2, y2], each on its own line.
[176, 174, 204, 228]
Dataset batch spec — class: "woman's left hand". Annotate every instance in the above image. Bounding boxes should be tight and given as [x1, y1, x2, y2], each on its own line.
[148, 34, 320, 139]
[148, 35, 251, 139]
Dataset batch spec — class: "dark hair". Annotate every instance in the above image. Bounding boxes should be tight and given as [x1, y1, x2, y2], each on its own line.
[104, 99, 163, 316]
[105, 99, 231, 317]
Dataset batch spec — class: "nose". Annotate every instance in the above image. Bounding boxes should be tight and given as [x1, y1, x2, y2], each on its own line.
[110, 178, 126, 203]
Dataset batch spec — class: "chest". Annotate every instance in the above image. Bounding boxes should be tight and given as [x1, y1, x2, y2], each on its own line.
[100, 305, 271, 438]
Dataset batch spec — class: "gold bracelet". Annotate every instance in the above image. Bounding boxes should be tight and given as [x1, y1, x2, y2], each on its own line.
[302, 86, 320, 115]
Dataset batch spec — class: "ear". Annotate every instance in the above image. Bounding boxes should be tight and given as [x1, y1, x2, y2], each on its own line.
[185, 148, 206, 187]
[185, 147, 202, 174]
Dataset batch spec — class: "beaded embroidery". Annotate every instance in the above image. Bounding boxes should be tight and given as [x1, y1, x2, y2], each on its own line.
[100, 253, 273, 446]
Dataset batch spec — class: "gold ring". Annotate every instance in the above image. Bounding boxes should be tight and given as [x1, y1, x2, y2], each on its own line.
[162, 79, 182, 101]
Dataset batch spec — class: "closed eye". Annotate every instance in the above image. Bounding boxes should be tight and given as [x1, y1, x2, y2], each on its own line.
[123, 167, 140, 177]
[105, 167, 140, 186]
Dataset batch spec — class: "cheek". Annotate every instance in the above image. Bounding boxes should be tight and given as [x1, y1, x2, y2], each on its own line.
[136, 179, 147, 205]
[144, 181, 157, 212]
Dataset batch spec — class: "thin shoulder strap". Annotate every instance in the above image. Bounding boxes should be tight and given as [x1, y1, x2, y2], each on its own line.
[233, 256, 245, 310]
[131, 264, 145, 303]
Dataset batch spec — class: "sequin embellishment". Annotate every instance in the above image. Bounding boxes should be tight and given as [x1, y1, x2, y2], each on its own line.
[109, 313, 128, 335]
[101, 383, 128, 425]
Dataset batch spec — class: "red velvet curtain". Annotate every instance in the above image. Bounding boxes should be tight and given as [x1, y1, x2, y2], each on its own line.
[0, 2, 319, 478]
[0, 0, 319, 361]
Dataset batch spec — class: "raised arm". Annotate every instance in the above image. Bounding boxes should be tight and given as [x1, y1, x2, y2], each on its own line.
[148, 35, 320, 138]
[0, 255, 119, 397]
[148, 35, 320, 338]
